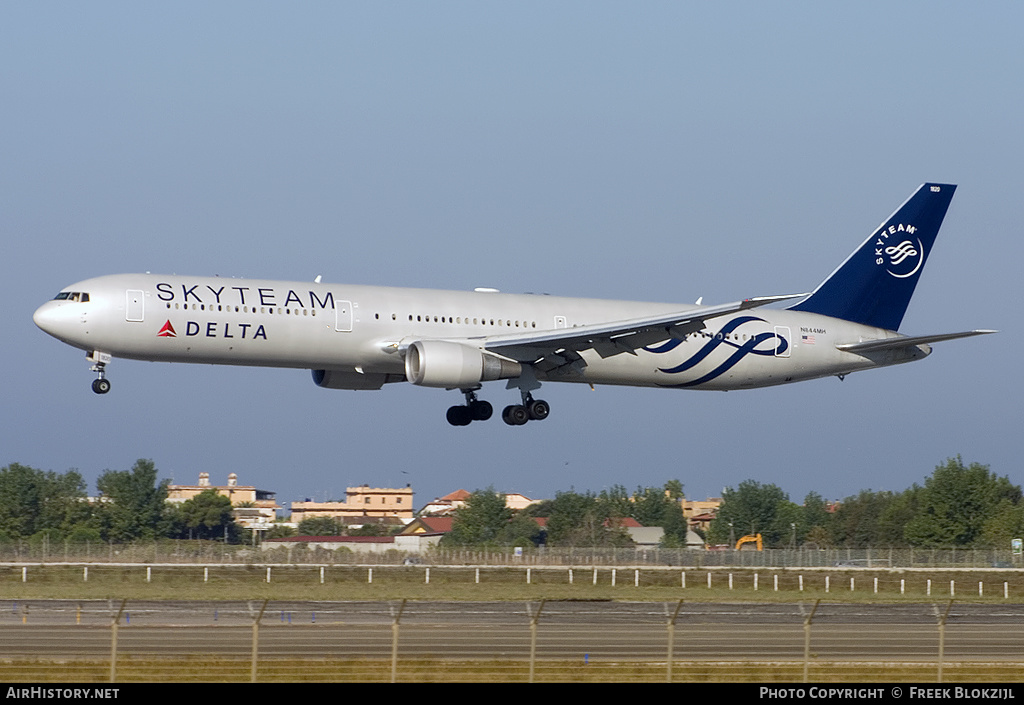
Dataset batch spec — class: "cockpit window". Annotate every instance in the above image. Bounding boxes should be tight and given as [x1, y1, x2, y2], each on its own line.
[53, 292, 90, 302]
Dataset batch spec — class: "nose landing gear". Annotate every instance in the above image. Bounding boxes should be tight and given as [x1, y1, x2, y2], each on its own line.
[88, 351, 112, 395]
[91, 378, 111, 394]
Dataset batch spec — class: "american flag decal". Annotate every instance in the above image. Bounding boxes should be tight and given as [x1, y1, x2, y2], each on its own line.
[802, 334, 816, 345]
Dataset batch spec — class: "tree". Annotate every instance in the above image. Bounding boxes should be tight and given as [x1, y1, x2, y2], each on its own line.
[904, 457, 1021, 547]
[297, 517, 344, 536]
[171, 490, 237, 541]
[0, 463, 91, 540]
[981, 500, 1024, 549]
[829, 489, 902, 548]
[543, 490, 632, 547]
[442, 488, 518, 546]
[708, 480, 800, 548]
[94, 459, 170, 541]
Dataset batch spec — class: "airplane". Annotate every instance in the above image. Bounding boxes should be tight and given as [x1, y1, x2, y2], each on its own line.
[33, 183, 994, 427]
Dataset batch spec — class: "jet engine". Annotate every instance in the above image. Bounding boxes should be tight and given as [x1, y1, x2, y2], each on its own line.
[404, 340, 522, 388]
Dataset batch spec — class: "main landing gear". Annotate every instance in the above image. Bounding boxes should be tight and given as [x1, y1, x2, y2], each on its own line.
[446, 387, 551, 427]
[88, 351, 112, 395]
[446, 388, 494, 426]
[501, 393, 550, 426]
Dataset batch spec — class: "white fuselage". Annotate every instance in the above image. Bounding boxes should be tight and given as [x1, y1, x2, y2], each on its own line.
[33, 273, 925, 392]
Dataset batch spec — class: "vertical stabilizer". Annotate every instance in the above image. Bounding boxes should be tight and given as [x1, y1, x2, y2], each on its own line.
[788, 183, 956, 331]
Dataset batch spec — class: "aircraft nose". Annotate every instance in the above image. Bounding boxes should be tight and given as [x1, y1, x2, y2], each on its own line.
[33, 301, 56, 333]
[33, 300, 74, 339]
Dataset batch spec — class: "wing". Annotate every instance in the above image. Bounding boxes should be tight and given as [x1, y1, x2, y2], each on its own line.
[836, 329, 997, 354]
[471, 294, 804, 373]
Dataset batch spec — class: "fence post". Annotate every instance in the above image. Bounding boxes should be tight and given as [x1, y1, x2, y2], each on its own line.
[391, 599, 407, 684]
[528, 600, 546, 683]
[666, 600, 684, 682]
[936, 600, 954, 683]
[109, 599, 127, 683]
[250, 599, 268, 683]
[803, 599, 820, 683]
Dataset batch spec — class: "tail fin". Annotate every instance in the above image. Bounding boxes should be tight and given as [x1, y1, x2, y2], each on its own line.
[788, 183, 956, 331]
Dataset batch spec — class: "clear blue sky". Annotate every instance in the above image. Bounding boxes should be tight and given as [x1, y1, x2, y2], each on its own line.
[3, 2, 1020, 511]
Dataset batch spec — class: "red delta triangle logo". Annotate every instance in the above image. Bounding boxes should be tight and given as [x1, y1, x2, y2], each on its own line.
[157, 320, 176, 338]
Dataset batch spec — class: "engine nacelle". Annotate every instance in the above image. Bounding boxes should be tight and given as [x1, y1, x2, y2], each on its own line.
[404, 340, 522, 388]
[312, 368, 398, 390]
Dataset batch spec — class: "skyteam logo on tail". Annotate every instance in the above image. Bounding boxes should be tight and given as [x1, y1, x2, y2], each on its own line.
[875, 224, 924, 279]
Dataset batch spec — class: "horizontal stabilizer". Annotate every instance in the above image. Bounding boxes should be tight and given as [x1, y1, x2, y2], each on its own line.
[836, 329, 996, 354]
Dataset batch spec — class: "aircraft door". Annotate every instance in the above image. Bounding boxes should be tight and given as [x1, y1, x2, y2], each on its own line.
[126, 290, 144, 322]
[335, 300, 353, 332]
[774, 326, 791, 357]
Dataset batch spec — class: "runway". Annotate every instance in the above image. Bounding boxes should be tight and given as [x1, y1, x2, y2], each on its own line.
[2, 600, 1023, 663]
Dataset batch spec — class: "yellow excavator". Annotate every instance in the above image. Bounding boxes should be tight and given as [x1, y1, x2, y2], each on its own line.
[735, 533, 763, 551]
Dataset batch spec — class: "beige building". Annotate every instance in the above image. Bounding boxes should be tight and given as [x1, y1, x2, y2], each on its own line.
[683, 497, 722, 518]
[166, 473, 280, 530]
[683, 497, 722, 534]
[290, 485, 415, 523]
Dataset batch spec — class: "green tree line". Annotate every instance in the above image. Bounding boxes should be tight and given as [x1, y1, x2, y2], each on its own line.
[440, 480, 689, 548]
[0, 459, 242, 544]
[4, 456, 1021, 549]
[442, 458, 1024, 550]
[706, 457, 1024, 549]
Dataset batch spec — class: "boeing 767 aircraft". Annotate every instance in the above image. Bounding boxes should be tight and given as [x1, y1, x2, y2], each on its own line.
[34, 183, 993, 426]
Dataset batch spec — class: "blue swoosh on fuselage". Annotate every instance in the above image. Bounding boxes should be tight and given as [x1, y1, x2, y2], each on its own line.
[644, 315, 788, 388]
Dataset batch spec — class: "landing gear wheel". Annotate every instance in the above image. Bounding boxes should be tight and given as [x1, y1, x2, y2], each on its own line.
[502, 404, 530, 426]
[92, 378, 111, 395]
[527, 399, 550, 421]
[469, 400, 493, 421]
[446, 405, 472, 426]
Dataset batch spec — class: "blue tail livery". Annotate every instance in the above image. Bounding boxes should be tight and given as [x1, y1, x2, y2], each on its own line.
[788, 183, 955, 331]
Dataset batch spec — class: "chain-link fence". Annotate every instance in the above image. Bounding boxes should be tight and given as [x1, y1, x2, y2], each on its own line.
[1, 541, 1022, 568]
[1, 599, 1022, 683]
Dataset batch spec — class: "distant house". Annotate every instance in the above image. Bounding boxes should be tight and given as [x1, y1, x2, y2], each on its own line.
[418, 489, 539, 515]
[503, 493, 539, 511]
[166, 472, 279, 530]
[290, 485, 415, 524]
[401, 517, 453, 536]
[396, 516, 453, 551]
[418, 489, 471, 516]
[683, 497, 721, 534]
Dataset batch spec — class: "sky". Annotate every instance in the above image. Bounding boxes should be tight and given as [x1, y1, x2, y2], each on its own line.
[3, 2, 1022, 513]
